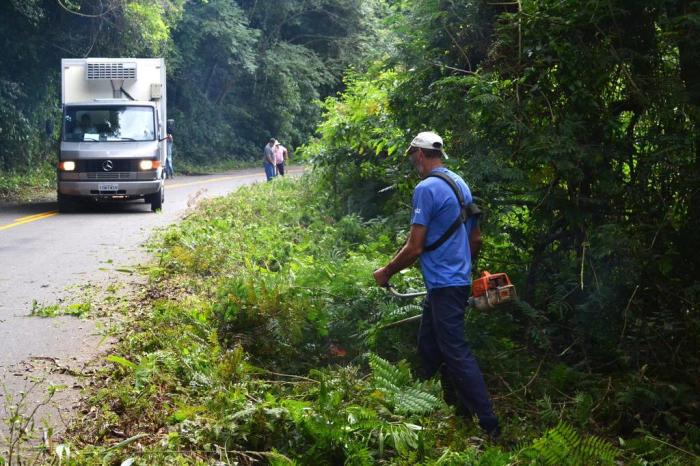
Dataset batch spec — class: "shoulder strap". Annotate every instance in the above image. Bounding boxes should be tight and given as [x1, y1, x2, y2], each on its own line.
[428, 172, 466, 205]
[423, 172, 481, 252]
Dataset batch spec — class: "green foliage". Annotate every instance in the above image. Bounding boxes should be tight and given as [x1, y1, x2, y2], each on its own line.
[30, 300, 91, 318]
[58, 177, 453, 463]
[300, 66, 408, 217]
[0, 380, 63, 464]
[369, 353, 441, 415]
[305, 0, 700, 454]
[0, 162, 55, 200]
[167, 0, 386, 163]
[517, 423, 617, 465]
[123, 2, 173, 54]
[54, 176, 699, 465]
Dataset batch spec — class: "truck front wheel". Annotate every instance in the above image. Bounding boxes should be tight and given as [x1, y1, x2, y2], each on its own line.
[57, 193, 75, 213]
[148, 187, 164, 212]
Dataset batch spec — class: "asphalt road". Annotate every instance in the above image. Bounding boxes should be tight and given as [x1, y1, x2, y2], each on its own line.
[0, 167, 301, 440]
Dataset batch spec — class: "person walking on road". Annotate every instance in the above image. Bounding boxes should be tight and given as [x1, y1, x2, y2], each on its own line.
[372, 131, 500, 440]
[165, 130, 174, 179]
[274, 141, 288, 176]
[264, 138, 277, 181]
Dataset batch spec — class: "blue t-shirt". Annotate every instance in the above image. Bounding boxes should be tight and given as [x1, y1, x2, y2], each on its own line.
[411, 167, 477, 290]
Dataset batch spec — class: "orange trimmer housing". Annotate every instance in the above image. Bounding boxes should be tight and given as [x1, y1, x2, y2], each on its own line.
[471, 271, 517, 311]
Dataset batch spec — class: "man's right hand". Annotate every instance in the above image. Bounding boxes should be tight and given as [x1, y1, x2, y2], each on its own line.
[373, 267, 390, 287]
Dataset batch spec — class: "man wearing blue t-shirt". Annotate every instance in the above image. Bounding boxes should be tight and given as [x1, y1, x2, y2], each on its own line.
[373, 131, 500, 440]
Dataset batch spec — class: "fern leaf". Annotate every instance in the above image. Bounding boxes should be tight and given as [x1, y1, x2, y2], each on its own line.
[394, 387, 441, 415]
[368, 353, 409, 391]
[373, 375, 402, 394]
[578, 435, 617, 464]
[384, 303, 422, 321]
[519, 423, 618, 466]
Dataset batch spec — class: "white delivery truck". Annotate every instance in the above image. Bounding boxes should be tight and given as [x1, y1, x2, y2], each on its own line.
[58, 58, 167, 212]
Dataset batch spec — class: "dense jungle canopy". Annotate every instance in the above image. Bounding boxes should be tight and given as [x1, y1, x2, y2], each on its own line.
[1, 0, 699, 461]
[0, 0, 385, 167]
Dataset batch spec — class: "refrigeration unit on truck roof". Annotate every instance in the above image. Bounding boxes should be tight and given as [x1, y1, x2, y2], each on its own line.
[62, 58, 165, 104]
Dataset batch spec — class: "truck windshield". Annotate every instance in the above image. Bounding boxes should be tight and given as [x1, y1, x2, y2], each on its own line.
[63, 106, 155, 142]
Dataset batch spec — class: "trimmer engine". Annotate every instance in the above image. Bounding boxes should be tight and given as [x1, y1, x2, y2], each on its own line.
[471, 271, 517, 311]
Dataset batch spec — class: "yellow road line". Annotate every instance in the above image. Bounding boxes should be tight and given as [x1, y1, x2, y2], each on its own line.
[167, 175, 247, 189]
[14, 211, 58, 223]
[0, 211, 58, 232]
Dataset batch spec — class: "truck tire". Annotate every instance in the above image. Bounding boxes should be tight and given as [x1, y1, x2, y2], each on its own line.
[149, 187, 164, 212]
[57, 193, 75, 213]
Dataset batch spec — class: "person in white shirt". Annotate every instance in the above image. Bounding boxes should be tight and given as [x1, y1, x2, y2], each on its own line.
[274, 141, 288, 176]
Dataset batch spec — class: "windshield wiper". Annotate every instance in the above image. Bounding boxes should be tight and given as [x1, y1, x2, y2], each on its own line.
[83, 137, 99, 142]
[119, 137, 137, 141]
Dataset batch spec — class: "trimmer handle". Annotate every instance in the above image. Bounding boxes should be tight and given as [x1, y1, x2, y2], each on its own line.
[378, 284, 480, 330]
[384, 283, 477, 308]
[383, 283, 427, 299]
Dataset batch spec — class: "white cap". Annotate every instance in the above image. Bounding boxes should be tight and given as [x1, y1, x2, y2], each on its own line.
[407, 131, 448, 158]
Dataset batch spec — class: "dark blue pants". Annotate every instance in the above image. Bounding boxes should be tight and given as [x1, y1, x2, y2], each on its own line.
[264, 161, 276, 181]
[418, 286, 498, 433]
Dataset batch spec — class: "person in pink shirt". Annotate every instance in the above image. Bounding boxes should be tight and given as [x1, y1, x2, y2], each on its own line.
[274, 141, 288, 176]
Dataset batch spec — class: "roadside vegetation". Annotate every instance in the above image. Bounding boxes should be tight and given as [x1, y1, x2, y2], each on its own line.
[18, 175, 685, 465]
[0, 163, 55, 202]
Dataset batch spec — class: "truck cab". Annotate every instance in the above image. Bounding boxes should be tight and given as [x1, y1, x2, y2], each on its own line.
[58, 59, 167, 212]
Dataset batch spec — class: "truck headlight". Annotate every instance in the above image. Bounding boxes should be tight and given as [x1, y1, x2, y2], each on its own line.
[139, 159, 160, 170]
[59, 161, 76, 171]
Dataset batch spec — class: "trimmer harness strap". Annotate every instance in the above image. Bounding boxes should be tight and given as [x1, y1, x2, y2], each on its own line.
[423, 172, 481, 252]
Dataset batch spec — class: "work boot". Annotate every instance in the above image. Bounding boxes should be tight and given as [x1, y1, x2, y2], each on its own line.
[486, 425, 501, 443]
[479, 417, 501, 443]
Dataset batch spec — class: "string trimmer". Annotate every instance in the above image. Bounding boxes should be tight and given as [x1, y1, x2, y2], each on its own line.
[381, 271, 518, 329]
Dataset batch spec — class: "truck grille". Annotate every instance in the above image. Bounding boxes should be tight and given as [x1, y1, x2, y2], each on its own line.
[86, 172, 135, 180]
[77, 159, 140, 172]
[86, 62, 137, 80]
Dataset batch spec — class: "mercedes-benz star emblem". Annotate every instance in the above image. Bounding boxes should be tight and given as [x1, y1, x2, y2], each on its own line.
[102, 160, 113, 172]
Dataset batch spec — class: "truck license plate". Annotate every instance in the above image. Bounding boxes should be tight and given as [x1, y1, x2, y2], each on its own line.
[98, 183, 119, 191]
